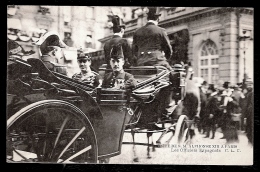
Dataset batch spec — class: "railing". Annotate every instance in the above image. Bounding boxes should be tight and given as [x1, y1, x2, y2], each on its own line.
[125, 18, 138, 28]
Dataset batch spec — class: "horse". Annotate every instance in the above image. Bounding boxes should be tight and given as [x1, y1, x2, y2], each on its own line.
[172, 62, 201, 139]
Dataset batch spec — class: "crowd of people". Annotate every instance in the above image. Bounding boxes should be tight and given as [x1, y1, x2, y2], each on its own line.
[196, 79, 253, 145]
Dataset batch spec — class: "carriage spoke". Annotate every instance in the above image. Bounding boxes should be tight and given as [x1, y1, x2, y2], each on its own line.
[181, 128, 189, 144]
[49, 115, 70, 159]
[61, 145, 92, 163]
[57, 126, 86, 160]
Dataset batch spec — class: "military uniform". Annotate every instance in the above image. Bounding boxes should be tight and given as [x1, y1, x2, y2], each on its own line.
[104, 35, 132, 69]
[102, 69, 137, 89]
[72, 48, 101, 87]
[72, 71, 101, 87]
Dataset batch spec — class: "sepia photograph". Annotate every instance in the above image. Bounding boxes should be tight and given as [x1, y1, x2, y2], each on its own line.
[7, 6, 254, 165]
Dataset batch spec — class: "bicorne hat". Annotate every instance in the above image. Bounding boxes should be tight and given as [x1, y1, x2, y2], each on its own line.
[110, 44, 124, 60]
[147, 7, 161, 19]
[33, 31, 67, 55]
[111, 15, 125, 30]
[8, 40, 35, 57]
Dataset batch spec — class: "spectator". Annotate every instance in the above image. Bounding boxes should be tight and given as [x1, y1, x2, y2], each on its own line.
[204, 85, 220, 139]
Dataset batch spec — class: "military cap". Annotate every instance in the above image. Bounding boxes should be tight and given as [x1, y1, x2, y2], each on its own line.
[77, 48, 91, 60]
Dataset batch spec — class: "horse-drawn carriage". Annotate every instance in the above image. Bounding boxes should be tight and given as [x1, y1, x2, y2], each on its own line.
[7, 57, 196, 163]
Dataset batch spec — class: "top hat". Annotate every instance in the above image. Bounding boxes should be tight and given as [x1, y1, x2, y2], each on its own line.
[202, 81, 208, 86]
[110, 44, 124, 60]
[77, 48, 91, 60]
[8, 40, 35, 56]
[223, 81, 230, 89]
[111, 15, 125, 29]
[147, 7, 161, 19]
[208, 84, 216, 92]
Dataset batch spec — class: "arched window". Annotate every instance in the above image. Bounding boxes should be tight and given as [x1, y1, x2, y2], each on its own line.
[199, 39, 219, 84]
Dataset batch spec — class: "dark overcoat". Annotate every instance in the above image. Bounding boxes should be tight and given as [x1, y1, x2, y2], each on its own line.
[132, 22, 172, 69]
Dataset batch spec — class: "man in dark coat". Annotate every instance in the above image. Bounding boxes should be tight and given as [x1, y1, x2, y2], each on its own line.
[132, 7, 174, 121]
[245, 85, 253, 145]
[103, 15, 132, 70]
[102, 44, 137, 89]
[132, 7, 173, 71]
[198, 81, 208, 134]
[204, 85, 221, 139]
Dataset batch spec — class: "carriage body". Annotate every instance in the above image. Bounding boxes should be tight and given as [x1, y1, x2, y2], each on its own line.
[7, 58, 189, 163]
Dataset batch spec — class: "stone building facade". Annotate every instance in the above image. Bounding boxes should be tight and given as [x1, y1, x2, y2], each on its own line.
[96, 7, 254, 85]
[7, 6, 253, 84]
[7, 6, 133, 56]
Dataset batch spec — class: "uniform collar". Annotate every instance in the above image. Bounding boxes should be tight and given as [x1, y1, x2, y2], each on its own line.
[112, 69, 125, 76]
[113, 33, 122, 37]
[81, 70, 94, 76]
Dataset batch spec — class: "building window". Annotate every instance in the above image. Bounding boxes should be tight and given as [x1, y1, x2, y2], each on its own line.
[199, 39, 219, 84]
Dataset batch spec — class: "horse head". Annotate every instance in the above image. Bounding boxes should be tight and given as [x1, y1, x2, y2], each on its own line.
[182, 61, 194, 81]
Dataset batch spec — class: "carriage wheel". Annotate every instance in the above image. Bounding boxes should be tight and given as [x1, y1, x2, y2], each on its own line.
[175, 115, 190, 144]
[7, 100, 98, 163]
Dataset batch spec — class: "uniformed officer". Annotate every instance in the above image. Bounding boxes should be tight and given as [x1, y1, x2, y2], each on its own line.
[103, 15, 132, 69]
[34, 31, 68, 75]
[132, 7, 173, 71]
[72, 49, 101, 87]
[102, 44, 137, 89]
